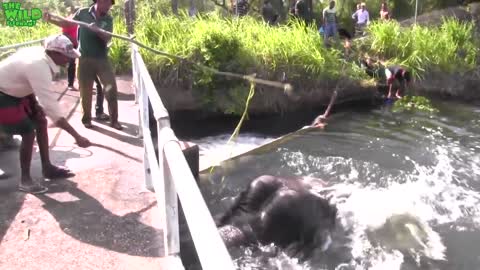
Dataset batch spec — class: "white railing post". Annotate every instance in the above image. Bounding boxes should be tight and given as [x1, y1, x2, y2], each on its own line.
[157, 125, 181, 256]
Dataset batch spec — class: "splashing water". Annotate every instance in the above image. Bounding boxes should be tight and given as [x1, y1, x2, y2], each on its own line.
[197, 100, 480, 270]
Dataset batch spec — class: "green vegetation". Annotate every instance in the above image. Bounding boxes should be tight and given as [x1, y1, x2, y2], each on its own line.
[0, 0, 478, 114]
[393, 95, 440, 113]
[134, 11, 363, 113]
[365, 18, 478, 79]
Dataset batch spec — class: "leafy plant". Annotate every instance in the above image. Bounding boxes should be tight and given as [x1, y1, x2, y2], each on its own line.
[392, 95, 439, 113]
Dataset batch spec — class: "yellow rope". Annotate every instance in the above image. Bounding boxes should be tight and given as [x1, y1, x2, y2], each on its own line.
[209, 82, 256, 179]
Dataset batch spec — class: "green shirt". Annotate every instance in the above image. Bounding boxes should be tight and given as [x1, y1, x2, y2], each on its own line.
[73, 6, 113, 58]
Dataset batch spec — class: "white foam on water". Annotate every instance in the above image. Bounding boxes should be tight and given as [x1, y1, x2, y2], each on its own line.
[195, 127, 480, 270]
[232, 141, 480, 269]
[190, 133, 274, 168]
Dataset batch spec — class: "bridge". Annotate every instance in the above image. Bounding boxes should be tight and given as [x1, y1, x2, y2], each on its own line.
[0, 40, 236, 269]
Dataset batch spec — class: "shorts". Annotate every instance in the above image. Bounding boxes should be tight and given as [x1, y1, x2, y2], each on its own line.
[0, 92, 37, 135]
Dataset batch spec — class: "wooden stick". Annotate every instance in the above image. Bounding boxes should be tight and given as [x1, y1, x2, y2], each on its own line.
[48, 13, 293, 91]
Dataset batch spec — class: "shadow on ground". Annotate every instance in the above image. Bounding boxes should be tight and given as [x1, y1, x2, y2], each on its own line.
[0, 147, 85, 244]
[34, 179, 163, 257]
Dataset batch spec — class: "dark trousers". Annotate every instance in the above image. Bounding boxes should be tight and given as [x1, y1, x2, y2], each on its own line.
[67, 59, 105, 116]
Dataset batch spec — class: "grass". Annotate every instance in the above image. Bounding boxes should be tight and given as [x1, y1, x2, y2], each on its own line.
[133, 11, 365, 113]
[365, 18, 478, 79]
[1, 0, 478, 114]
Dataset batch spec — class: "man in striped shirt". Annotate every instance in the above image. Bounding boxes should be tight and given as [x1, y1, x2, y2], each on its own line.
[233, 0, 250, 16]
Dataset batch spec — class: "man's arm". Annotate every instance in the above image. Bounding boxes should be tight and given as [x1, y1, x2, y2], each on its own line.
[26, 66, 90, 147]
[43, 11, 77, 28]
[55, 118, 91, 147]
[90, 17, 113, 44]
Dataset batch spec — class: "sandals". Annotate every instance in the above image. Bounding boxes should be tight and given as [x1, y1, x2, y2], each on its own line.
[19, 182, 48, 194]
[83, 122, 94, 129]
[95, 113, 110, 121]
[43, 166, 75, 179]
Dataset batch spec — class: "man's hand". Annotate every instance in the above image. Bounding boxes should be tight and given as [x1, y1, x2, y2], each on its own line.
[42, 10, 51, 22]
[75, 136, 91, 148]
[88, 23, 101, 33]
[87, 23, 111, 43]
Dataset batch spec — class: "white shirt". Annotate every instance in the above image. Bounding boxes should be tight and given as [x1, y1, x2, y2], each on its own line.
[0, 46, 64, 122]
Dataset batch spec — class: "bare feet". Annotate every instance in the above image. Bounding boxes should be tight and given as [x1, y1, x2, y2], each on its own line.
[110, 122, 123, 130]
[43, 165, 75, 179]
[19, 176, 48, 194]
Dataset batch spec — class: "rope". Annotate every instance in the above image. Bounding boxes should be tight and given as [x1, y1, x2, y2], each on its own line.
[45, 14, 293, 92]
[209, 81, 256, 182]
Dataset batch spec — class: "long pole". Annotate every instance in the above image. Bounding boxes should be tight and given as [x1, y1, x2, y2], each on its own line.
[42, 14, 292, 92]
[414, 0, 418, 25]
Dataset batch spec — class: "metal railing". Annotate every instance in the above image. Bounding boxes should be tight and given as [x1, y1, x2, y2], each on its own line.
[0, 38, 46, 52]
[131, 43, 236, 270]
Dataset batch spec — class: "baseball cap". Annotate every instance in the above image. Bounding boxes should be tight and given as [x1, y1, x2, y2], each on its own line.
[44, 34, 81, 59]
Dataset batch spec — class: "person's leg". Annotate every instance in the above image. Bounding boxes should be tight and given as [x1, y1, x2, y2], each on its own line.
[396, 80, 405, 99]
[94, 76, 108, 120]
[78, 57, 96, 128]
[67, 58, 76, 89]
[19, 132, 36, 183]
[96, 58, 122, 129]
[323, 24, 331, 46]
[28, 96, 74, 179]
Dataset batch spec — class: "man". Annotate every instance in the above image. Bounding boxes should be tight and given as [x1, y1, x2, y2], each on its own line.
[322, 1, 337, 47]
[0, 34, 91, 194]
[293, 0, 308, 21]
[262, 0, 278, 25]
[44, 0, 123, 130]
[386, 65, 411, 99]
[233, 0, 249, 16]
[352, 2, 369, 36]
[61, 6, 108, 121]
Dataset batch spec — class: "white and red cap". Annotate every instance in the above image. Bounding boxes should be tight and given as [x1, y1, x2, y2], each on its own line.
[44, 34, 81, 59]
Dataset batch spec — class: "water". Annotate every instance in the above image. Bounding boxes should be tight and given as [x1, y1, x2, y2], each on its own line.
[194, 99, 480, 270]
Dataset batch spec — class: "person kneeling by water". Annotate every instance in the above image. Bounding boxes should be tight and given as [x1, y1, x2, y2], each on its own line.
[385, 66, 411, 99]
[216, 175, 337, 259]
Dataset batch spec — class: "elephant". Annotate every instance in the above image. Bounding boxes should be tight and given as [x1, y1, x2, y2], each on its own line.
[216, 175, 338, 259]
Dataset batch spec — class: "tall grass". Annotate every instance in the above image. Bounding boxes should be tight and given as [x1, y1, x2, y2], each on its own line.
[1, 1, 479, 114]
[366, 18, 478, 79]
[133, 11, 364, 113]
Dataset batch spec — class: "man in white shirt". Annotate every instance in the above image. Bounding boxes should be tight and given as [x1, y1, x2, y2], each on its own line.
[352, 2, 369, 36]
[0, 34, 91, 194]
